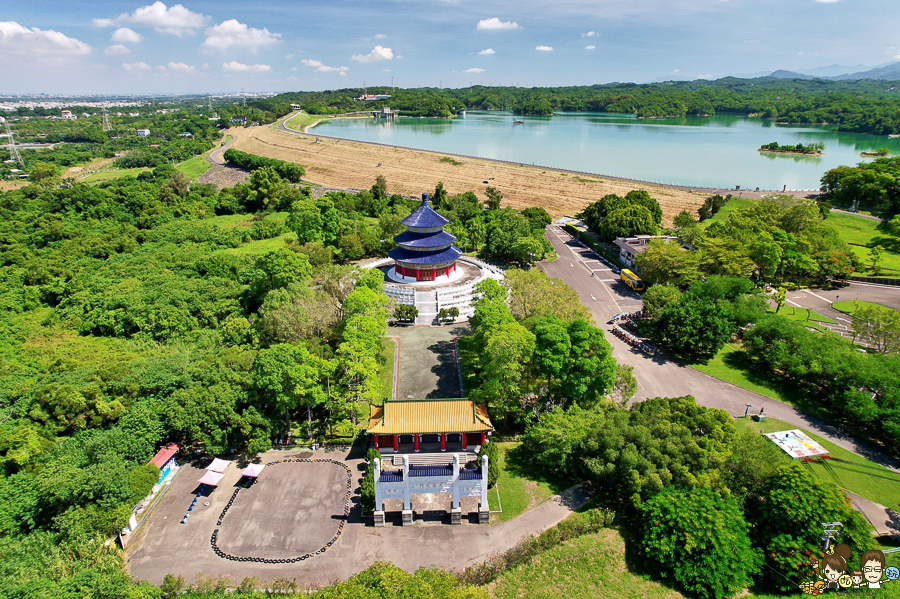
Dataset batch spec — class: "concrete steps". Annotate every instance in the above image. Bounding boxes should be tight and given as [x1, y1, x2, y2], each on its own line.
[391, 452, 478, 467]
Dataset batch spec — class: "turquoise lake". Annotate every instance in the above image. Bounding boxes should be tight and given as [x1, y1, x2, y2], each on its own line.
[311, 111, 900, 191]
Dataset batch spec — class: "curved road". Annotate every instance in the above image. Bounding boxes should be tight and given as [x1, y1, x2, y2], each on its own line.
[208, 133, 237, 166]
[541, 224, 900, 473]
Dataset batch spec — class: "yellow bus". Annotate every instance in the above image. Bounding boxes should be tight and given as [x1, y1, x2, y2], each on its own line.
[620, 269, 645, 292]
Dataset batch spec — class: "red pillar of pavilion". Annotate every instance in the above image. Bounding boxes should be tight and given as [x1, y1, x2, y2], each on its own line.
[374, 435, 380, 450]
[481, 432, 486, 444]
[441, 433, 446, 451]
[414, 434, 420, 452]
[393, 435, 398, 451]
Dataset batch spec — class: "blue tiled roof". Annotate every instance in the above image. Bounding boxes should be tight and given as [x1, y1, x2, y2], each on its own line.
[408, 464, 453, 477]
[394, 229, 457, 249]
[389, 245, 462, 265]
[400, 199, 450, 228]
[379, 471, 403, 482]
[458, 468, 483, 480]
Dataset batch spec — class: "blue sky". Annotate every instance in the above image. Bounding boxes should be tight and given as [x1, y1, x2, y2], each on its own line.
[1, 0, 897, 94]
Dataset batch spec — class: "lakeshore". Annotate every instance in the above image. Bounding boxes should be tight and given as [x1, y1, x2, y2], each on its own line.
[227, 116, 816, 223]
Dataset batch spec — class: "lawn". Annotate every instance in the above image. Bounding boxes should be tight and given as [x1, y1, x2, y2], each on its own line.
[222, 232, 293, 255]
[487, 442, 574, 523]
[285, 111, 326, 131]
[175, 154, 211, 180]
[376, 337, 396, 402]
[80, 167, 149, 183]
[771, 306, 838, 333]
[488, 528, 684, 599]
[456, 335, 481, 397]
[734, 416, 900, 510]
[700, 196, 755, 227]
[826, 211, 900, 276]
[833, 299, 898, 316]
[689, 343, 802, 405]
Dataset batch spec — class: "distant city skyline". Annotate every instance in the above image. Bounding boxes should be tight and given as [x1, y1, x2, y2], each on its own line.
[1, 0, 897, 94]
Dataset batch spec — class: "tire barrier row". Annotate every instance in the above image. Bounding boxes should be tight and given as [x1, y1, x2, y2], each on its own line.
[209, 458, 353, 564]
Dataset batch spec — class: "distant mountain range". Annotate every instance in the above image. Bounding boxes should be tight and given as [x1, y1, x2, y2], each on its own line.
[768, 62, 900, 81]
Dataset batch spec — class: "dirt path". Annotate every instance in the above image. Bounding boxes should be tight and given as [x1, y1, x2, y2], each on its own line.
[225, 124, 708, 223]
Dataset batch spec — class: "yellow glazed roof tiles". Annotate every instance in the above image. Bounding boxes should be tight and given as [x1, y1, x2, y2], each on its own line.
[366, 399, 493, 434]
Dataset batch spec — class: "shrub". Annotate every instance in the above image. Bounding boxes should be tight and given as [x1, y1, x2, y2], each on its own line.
[477, 440, 499, 488]
[361, 448, 380, 513]
[641, 487, 759, 599]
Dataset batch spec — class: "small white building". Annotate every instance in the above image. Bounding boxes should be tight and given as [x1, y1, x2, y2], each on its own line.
[60, 110, 76, 120]
[614, 235, 682, 268]
[136, 129, 150, 137]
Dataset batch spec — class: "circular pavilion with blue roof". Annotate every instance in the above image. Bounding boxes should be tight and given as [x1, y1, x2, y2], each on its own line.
[389, 194, 463, 283]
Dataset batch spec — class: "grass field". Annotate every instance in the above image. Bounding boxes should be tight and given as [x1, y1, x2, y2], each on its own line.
[833, 299, 899, 315]
[488, 528, 683, 599]
[690, 343, 802, 405]
[285, 111, 327, 131]
[826, 212, 900, 276]
[772, 306, 838, 333]
[223, 232, 293, 255]
[80, 167, 149, 183]
[175, 155, 211, 180]
[488, 442, 574, 523]
[700, 195, 755, 226]
[733, 416, 900, 510]
[376, 337, 395, 402]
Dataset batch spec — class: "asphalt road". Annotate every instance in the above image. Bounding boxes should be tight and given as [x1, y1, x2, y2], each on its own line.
[540, 224, 900, 472]
[208, 133, 236, 165]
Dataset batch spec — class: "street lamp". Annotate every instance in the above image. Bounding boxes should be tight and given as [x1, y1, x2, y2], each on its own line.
[744, 404, 752, 418]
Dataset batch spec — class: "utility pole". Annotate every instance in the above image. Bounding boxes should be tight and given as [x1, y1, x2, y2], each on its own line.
[391, 77, 394, 93]
[241, 88, 246, 108]
[363, 81, 367, 97]
[3, 118, 24, 168]
[101, 106, 111, 132]
[208, 94, 213, 112]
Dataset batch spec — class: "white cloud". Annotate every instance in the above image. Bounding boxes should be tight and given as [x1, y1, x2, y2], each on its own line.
[374, 33, 386, 39]
[478, 48, 496, 55]
[122, 61, 151, 71]
[581, 31, 598, 37]
[743, 39, 760, 43]
[165, 61, 195, 72]
[105, 44, 131, 55]
[301, 58, 349, 75]
[284, 53, 293, 59]
[476, 17, 518, 30]
[814, 0, 841, 3]
[464, 67, 485, 73]
[223, 61, 271, 72]
[895, 54, 900, 60]
[0, 21, 92, 57]
[352, 45, 393, 62]
[203, 19, 281, 52]
[535, 45, 554, 51]
[94, 2, 207, 36]
[674, 68, 680, 72]
[584, 45, 596, 50]
[112, 27, 143, 43]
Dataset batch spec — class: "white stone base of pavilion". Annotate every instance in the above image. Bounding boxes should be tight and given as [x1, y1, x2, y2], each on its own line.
[385, 265, 466, 285]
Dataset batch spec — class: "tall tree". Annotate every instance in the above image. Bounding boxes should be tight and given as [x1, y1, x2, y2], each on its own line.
[252, 344, 324, 439]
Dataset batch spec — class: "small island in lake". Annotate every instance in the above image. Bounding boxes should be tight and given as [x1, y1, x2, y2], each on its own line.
[759, 141, 825, 155]
[860, 148, 891, 157]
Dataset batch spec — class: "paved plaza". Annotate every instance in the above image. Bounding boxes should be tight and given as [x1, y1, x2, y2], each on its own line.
[392, 324, 467, 399]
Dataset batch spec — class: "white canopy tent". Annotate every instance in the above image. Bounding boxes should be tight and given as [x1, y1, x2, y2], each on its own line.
[241, 463, 266, 478]
[197, 470, 225, 486]
[206, 458, 231, 473]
